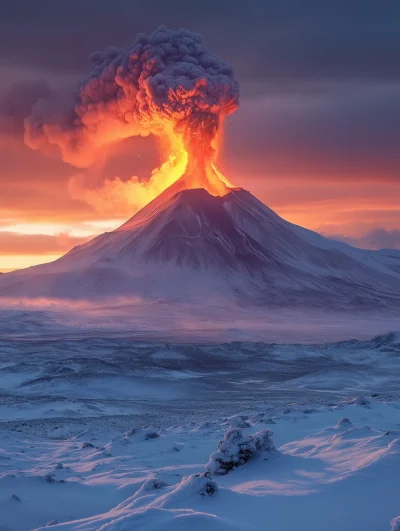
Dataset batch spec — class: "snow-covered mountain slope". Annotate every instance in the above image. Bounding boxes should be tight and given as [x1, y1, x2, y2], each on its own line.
[1, 185, 400, 307]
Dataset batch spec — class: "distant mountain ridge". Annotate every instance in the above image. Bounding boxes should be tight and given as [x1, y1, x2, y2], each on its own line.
[1, 183, 400, 308]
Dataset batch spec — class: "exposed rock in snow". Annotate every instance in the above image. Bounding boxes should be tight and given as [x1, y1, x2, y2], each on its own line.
[207, 428, 278, 475]
[145, 431, 160, 440]
[125, 427, 138, 437]
[351, 397, 372, 408]
[140, 477, 168, 491]
[178, 472, 218, 497]
[81, 442, 96, 449]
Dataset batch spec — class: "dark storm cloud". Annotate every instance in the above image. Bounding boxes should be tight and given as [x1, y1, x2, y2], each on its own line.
[224, 82, 400, 181]
[1, 0, 400, 83]
[0, 80, 52, 135]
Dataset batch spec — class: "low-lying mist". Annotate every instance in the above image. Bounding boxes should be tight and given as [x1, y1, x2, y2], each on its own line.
[0, 296, 399, 344]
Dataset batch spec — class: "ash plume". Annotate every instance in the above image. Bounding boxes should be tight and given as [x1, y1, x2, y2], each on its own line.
[24, 26, 239, 211]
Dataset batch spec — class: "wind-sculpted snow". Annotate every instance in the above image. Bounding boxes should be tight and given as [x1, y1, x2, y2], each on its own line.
[1, 314, 400, 529]
[2, 398, 400, 530]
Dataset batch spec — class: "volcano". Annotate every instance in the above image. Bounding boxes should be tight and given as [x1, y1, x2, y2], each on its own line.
[1, 178, 400, 309]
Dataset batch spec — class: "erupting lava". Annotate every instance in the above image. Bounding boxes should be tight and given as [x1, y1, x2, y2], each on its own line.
[161, 111, 235, 198]
[24, 26, 239, 213]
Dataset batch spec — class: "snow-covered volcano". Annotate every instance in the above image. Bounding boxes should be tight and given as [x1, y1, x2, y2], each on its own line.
[1, 182, 400, 308]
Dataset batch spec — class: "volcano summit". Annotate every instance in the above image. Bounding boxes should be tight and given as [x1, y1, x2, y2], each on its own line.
[1, 176, 400, 309]
[3, 26, 400, 309]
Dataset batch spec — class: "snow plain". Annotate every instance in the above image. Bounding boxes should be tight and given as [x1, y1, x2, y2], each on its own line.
[1, 308, 400, 530]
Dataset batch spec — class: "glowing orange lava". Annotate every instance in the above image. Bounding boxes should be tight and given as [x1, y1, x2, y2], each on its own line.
[159, 112, 235, 198]
[68, 113, 235, 217]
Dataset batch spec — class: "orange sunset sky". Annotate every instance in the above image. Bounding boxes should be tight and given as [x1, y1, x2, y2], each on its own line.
[1, 2, 399, 272]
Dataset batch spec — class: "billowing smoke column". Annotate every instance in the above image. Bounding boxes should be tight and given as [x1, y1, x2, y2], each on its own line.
[25, 26, 240, 212]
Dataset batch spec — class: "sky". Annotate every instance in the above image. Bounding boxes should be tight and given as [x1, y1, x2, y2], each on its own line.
[0, 0, 399, 271]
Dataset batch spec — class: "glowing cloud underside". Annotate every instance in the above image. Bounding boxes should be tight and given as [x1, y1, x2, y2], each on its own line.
[25, 26, 240, 213]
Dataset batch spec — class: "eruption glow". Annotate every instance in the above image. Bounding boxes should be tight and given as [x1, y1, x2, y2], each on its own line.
[25, 26, 240, 214]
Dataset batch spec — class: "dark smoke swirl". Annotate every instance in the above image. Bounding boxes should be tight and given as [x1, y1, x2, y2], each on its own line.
[25, 26, 239, 167]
